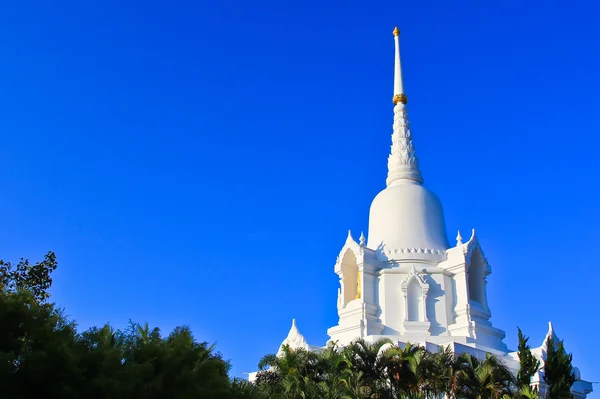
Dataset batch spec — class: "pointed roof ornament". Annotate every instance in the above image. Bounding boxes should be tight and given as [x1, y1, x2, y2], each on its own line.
[277, 318, 308, 356]
[346, 230, 354, 244]
[456, 230, 463, 245]
[386, 27, 423, 187]
[359, 231, 366, 246]
[392, 26, 406, 106]
[469, 229, 477, 242]
[537, 321, 561, 362]
[542, 321, 559, 348]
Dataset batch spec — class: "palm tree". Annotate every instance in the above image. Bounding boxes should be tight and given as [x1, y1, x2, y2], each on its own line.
[136, 322, 150, 344]
[383, 343, 418, 395]
[383, 343, 448, 399]
[338, 369, 368, 399]
[318, 342, 350, 379]
[253, 338, 522, 399]
[257, 345, 324, 398]
[459, 353, 515, 399]
[514, 385, 540, 399]
[425, 346, 474, 399]
[343, 338, 393, 397]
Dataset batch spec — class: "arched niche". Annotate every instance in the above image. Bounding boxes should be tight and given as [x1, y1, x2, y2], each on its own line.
[340, 250, 359, 307]
[468, 248, 488, 307]
[407, 278, 422, 321]
[401, 266, 429, 324]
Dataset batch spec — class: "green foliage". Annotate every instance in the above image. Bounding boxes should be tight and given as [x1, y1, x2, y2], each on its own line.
[73, 322, 233, 398]
[514, 385, 541, 399]
[0, 289, 80, 398]
[254, 339, 516, 399]
[0, 251, 57, 301]
[544, 337, 575, 399]
[458, 352, 515, 399]
[517, 327, 540, 388]
[0, 253, 235, 399]
[230, 378, 265, 399]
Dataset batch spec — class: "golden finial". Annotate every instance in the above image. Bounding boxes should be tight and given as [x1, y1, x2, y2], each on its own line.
[393, 26, 400, 36]
[393, 93, 408, 105]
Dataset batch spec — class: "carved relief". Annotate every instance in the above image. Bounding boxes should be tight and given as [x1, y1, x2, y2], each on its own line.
[376, 245, 447, 262]
[387, 107, 419, 169]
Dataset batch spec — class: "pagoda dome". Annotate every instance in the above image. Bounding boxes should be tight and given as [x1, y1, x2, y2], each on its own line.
[367, 180, 449, 256]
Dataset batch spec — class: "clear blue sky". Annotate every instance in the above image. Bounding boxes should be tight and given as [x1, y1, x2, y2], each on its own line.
[1, 0, 599, 390]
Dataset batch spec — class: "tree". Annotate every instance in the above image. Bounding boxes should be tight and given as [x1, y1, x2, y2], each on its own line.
[0, 252, 81, 399]
[517, 327, 540, 389]
[255, 344, 346, 399]
[112, 322, 232, 398]
[0, 251, 58, 302]
[0, 293, 81, 397]
[343, 337, 392, 396]
[383, 342, 423, 396]
[427, 346, 467, 399]
[75, 324, 127, 398]
[457, 352, 514, 399]
[0, 252, 237, 399]
[543, 337, 575, 399]
[230, 378, 266, 399]
[515, 385, 542, 399]
[253, 340, 524, 399]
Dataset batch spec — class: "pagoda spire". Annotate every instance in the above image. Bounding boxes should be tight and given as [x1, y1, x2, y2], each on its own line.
[386, 27, 423, 186]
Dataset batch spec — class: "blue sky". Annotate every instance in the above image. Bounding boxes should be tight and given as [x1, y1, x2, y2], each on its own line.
[1, 0, 599, 390]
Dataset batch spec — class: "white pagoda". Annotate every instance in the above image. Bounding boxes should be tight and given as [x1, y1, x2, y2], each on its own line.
[252, 27, 593, 398]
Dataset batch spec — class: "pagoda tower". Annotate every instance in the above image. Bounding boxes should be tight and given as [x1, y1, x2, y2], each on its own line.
[326, 26, 506, 351]
[251, 27, 593, 399]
